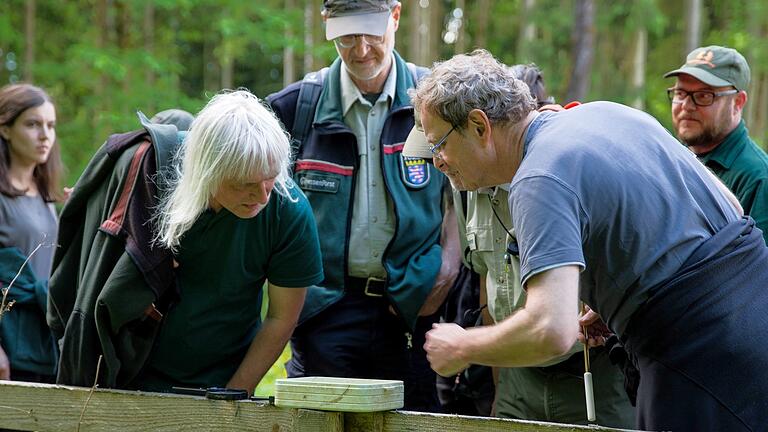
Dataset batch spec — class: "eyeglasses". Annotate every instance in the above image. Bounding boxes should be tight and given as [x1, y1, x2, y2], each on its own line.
[429, 124, 456, 156]
[667, 88, 739, 107]
[334, 34, 386, 49]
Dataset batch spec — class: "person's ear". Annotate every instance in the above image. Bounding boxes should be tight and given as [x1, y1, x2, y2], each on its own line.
[467, 109, 489, 138]
[391, 4, 401, 31]
[734, 90, 748, 112]
[0, 126, 9, 141]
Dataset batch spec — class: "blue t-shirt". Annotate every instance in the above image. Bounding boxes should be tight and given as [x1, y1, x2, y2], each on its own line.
[511, 102, 740, 335]
[138, 182, 323, 390]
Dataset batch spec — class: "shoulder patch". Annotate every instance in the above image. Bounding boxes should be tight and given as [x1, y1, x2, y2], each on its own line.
[400, 155, 430, 189]
[297, 172, 340, 193]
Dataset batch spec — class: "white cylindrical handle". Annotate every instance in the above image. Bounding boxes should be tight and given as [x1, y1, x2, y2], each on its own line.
[584, 371, 596, 422]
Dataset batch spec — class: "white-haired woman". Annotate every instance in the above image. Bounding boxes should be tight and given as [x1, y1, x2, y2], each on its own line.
[134, 90, 324, 393]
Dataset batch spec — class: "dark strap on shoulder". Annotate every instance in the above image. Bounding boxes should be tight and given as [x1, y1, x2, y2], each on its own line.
[290, 63, 426, 156]
[292, 67, 329, 155]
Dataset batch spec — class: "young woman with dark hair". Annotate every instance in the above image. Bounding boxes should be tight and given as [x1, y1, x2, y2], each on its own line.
[0, 83, 63, 383]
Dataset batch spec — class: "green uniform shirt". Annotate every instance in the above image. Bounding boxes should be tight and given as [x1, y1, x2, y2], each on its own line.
[341, 58, 397, 279]
[455, 187, 634, 426]
[455, 187, 580, 367]
[138, 186, 323, 390]
[699, 121, 768, 243]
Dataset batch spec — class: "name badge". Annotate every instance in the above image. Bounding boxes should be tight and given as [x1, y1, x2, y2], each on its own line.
[298, 173, 340, 193]
[400, 155, 430, 189]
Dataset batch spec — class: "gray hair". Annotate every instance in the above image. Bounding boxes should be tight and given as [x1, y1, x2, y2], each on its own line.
[154, 89, 295, 252]
[410, 49, 536, 130]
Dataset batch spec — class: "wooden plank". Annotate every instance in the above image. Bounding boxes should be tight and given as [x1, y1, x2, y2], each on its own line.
[346, 411, 641, 432]
[0, 382, 642, 432]
[0, 381, 341, 432]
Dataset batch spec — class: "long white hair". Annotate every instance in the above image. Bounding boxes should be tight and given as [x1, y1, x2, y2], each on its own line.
[154, 89, 294, 252]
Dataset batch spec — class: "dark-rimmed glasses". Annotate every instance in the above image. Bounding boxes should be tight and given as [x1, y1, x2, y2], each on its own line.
[667, 88, 738, 107]
[334, 34, 386, 49]
[429, 124, 456, 156]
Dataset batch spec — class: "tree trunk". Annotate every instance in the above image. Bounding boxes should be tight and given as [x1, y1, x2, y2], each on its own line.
[631, 27, 647, 110]
[474, 0, 490, 49]
[684, 0, 701, 55]
[24, 0, 35, 81]
[565, 0, 595, 102]
[116, 1, 132, 94]
[428, 0, 443, 64]
[143, 1, 155, 105]
[95, 0, 109, 127]
[757, 73, 768, 148]
[303, 0, 315, 74]
[282, 0, 295, 86]
[454, 0, 466, 55]
[408, 0, 422, 63]
[516, 0, 536, 63]
[745, 1, 766, 147]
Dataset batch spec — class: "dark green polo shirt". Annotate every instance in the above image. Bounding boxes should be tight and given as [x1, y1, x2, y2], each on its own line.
[137, 185, 323, 390]
[699, 121, 768, 243]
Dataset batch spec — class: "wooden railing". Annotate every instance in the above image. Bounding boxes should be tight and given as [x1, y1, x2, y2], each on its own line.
[0, 381, 638, 432]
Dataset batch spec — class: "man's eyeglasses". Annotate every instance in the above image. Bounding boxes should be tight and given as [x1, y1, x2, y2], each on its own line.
[334, 34, 386, 49]
[667, 88, 738, 107]
[429, 124, 456, 156]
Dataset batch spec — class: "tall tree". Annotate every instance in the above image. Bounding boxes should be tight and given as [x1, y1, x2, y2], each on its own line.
[283, 0, 295, 86]
[474, 0, 490, 50]
[565, 0, 595, 102]
[745, 1, 767, 145]
[24, 0, 34, 82]
[303, 0, 315, 74]
[453, 0, 466, 54]
[143, 1, 155, 110]
[631, 27, 647, 110]
[517, 0, 536, 63]
[684, 0, 701, 54]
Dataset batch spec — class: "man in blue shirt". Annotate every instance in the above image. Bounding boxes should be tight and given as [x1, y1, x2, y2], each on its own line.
[411, 49, 768, 431]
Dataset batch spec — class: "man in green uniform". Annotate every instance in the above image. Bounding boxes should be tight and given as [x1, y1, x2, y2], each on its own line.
[665, 45, 768, 242]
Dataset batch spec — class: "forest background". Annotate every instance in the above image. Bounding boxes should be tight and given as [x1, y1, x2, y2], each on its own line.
[2, 0, 768, 187]
[2, 0, 768, 395]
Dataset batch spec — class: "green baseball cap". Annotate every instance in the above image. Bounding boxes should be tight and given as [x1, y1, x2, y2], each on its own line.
[323, 0, 396, 40]
[664, 45, 751, 91]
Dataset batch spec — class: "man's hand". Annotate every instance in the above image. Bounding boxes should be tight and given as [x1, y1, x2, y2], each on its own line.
[0, 345, 11, 380]
[424, 323, 470, 377]
[577, 305, 612, 347]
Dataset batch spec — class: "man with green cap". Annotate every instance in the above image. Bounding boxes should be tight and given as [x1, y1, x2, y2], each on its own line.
[267, 0, 458, 412]
[665, 45, 768, 242]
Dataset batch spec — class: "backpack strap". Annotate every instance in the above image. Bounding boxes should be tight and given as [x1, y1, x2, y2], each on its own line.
[291, 67, 329, 156]
[290, 63, 425, 156]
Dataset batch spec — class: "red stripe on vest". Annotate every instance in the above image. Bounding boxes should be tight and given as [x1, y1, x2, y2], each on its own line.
[295, 160, 353, 176]
[383, 143, 405, 154]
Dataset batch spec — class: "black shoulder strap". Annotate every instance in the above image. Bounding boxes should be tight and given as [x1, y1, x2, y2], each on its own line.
[291, 67, 329, 155]
[290, 63, 425, 155]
